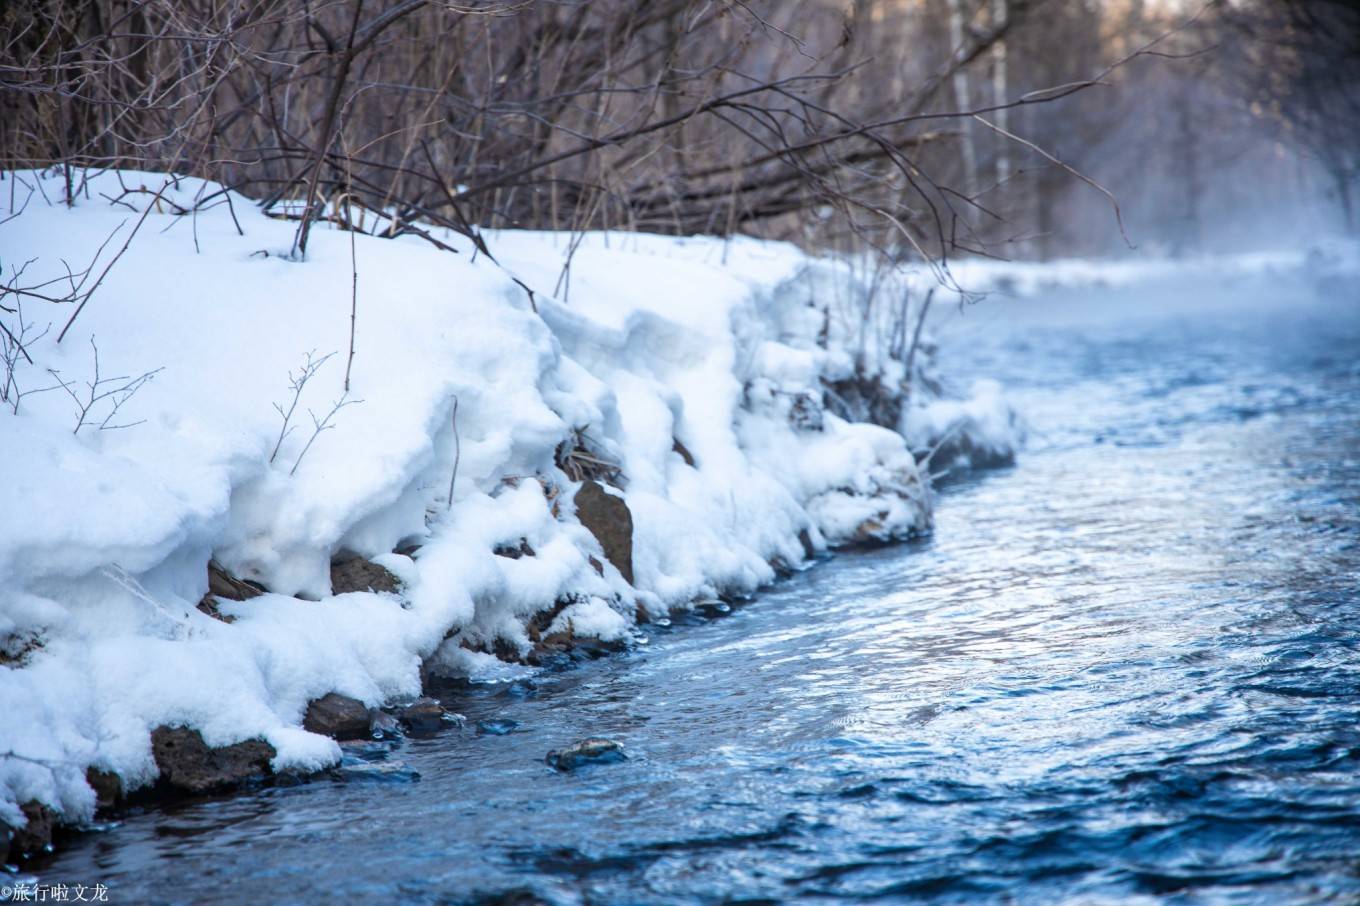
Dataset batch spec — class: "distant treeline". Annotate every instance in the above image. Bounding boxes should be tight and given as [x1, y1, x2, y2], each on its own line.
[1, 0, 1354, 261]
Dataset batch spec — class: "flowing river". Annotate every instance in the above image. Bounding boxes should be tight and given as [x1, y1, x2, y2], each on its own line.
[33, 259, 1360, 904]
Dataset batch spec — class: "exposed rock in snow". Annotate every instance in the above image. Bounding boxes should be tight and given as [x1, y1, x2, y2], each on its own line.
[903, 378, 1024, 475]
[3, 801, 55, 860]
[84, 768, 122, 813]
[493, 538, 536, 560]
[671, 437, 696, 467]
[197, 561, 265, 623]
[573, 480, 635, 586]
[329, 554, 403, 596]
[302, 693, 372, 741]
[206, 562, 266, 601]
[149, 727, 275, 795]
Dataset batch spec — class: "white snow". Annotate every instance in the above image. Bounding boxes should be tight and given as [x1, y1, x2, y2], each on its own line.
[902, 378, 1023, 474]
[0, 169, 967, 835]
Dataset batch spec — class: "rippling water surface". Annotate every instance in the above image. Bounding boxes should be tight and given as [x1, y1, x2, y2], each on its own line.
[37, 266, 1360, 904]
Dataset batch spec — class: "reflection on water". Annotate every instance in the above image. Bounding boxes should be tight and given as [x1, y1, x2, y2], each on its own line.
[35, 271, 1360, 904]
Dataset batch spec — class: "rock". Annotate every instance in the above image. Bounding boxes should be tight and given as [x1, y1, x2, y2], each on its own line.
[85, 767, 123, 813]
[493, 538, 535, 559]
[696, 599, 733, 618]
[544, 633, 625, 663]
[198, 561, 263, 622]
[368, 709, 401, 739]
[0, 823, 7, 865]
[476, 718, 519, 736]
[195, 595, 236, 623]
[671, 437, 696, 466]
[522, 594, 632, 665]
[798, 527, 817, 560]
[852, 514, 890, 545]
[8, 800, 55, 858]
[491, 636, 522, 663]
[526, 597, 573, 645]
[330, 554, 402, 595]
[207, 561, 265, 600]
[926, 430, 1016, 471]
[150, 726, 276, 795]
[573, 480, 634, 585]
[303, 693, 371, 740]
[396, 697, 448, 734]
[546, 737, 626, 772]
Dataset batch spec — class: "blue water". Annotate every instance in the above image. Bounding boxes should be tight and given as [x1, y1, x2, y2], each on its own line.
[32, 264, 1360, 904]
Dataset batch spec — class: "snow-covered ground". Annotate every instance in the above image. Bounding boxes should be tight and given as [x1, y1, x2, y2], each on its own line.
[0, 170, 1025, 842]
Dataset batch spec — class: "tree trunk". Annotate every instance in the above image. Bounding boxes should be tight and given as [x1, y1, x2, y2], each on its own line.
[991, 0, 1009, 184]
[947, 0, 977, 193]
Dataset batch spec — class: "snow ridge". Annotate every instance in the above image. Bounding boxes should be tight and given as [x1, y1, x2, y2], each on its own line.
[0, 171, 995, 833]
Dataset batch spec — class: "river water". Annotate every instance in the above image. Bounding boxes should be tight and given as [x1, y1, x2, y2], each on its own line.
[35, 260, 1360, 904]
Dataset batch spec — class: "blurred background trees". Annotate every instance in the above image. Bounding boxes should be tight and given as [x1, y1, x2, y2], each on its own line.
[1, 0, 1354, 263]
[1219, 0, 1360, 235]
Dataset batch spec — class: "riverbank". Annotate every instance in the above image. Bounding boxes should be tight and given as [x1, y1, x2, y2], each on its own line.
[0, 169, 1019, 860]
[27, 248, 1360, 903]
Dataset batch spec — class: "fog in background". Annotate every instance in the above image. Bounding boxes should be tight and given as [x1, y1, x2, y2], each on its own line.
[787, 0, 1359, 259]
[933, 0, 1360, 258]
[3, 0, 1356, 263]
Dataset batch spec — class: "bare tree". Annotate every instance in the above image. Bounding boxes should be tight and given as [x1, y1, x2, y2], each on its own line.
[3, 0, 1239, 282]
[1221, 0, 1360, 232]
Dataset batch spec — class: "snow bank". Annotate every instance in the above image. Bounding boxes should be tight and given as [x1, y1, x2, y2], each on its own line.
[0, 170, 966, 835]
[946, 242, 1360, 299]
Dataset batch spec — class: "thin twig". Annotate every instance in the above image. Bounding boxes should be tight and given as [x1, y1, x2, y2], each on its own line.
[446, 395, 461, 510]
[57, 179, 174, 343]
[270, 350, 334, 463]
[290, 392, 361, 476]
